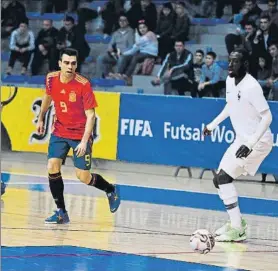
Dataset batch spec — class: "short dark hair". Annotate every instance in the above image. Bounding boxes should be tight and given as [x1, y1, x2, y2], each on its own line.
[206, 51, 217, 59]
[20, 18, 29, 26]
[64, 15, 75, 24]
[244, 20, 256, 28]
[174, 40, 185, 45]
[59, 48, 79, 60]
[269, 43, 278, 49]
[260, 14, 271, 21]
[268, 0, 277, 4]
[118, 11, 128, 20]
[195, 49, 204, 57]
[231, 48, 249, 63]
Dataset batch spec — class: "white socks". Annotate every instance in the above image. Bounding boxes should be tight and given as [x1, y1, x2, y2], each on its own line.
[218, 183, 242, 229]
[227, 205, 242, 229]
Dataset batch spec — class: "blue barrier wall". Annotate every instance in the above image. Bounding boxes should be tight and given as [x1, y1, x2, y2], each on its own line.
[117, 94, 278, 174]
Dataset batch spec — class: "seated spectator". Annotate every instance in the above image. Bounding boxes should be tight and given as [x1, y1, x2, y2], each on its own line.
[127, 0, 157, 31]
[156, 2, 176, 61]
[115, 20, 158, 83]
[258, 43, 278, 101]
[124, 0, 140, 12]
[31, 20, 59, 75]
[139, 0, 157, 31]
[6, 20, 35, 75]
[230, 0, 262, 28]
[191, 49, 205, 97]
[243, 0, 262, 25]
[253, 14, 278, 69]
[151, 40, 193, 96]
[225, 20, 256, 54]
[96, 14, 134, 78]
[53, 15, 90, 72]
[198, 51, 224, 98]
[265, 0, 278, 28]
[171, 2, 190, 43]
[215, 0, 243, 19]
[199, 0, 215, 18]
[1, 0, 27, 39]
[100, 0, 124, 35]
[226, 20, 258, 76]
[257, 56, 272, 98]
[225, 0, 262, 55]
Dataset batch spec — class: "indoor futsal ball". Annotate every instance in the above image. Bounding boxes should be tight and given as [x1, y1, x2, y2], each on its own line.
[190, 229, 215, 254]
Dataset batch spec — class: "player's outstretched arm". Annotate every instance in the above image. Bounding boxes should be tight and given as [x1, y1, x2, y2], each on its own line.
[37, 94, 52, 135]
[75, 109, 95, 157]
[203, 104, 229, 135]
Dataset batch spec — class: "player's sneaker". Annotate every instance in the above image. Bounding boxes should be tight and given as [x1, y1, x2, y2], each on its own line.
[214, 218, 247, 236]
[107, 185, 121, 213]
[215, 226, 247, 242]
[45, 209, 70, 224]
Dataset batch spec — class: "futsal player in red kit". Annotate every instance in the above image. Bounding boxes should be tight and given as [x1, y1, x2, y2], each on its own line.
[37, 48, 121, 224]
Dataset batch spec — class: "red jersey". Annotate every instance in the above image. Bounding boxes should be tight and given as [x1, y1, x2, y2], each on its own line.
[46, 71, 98, 140]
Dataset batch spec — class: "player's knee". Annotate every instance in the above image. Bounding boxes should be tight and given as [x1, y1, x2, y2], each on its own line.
[217, 169, 233, 185]
[75, 169, 91, 184]
[47, 159, 62, 174]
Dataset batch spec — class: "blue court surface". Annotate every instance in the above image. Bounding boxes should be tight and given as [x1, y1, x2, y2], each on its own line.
[2, 246, 247, 271]
[2, 168, 278, 271]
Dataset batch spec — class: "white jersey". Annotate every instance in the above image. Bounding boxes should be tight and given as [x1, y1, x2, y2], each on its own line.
[226, 73, 272, 144]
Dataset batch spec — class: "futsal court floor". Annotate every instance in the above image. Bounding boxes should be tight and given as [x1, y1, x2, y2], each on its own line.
[2, 153, 278, 271]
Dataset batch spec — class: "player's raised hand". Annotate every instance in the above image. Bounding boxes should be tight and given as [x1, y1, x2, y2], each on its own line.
[75, 142, 87, 157]
[36, 120, 45, 135]
[235, 145, 252, 158]
[203, 126, 212, 136]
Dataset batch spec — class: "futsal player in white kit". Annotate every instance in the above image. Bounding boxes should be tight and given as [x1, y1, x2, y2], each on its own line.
[203, 49, 273, 242]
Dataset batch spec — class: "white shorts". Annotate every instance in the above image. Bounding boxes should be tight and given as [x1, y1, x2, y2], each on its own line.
[218, 138, 273, 179]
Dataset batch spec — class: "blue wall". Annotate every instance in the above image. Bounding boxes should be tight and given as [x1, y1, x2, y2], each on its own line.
[117, 94, 278, 174]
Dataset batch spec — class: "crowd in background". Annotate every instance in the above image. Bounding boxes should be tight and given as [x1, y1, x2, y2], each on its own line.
[1, 0, 278, 100]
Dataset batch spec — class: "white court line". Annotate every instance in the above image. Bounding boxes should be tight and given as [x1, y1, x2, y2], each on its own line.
[2, 171, 278, 201]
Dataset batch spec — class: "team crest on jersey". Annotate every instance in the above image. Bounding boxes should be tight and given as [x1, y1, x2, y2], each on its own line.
[69, 91, 76, 102]
[238, 90, 241, 101]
